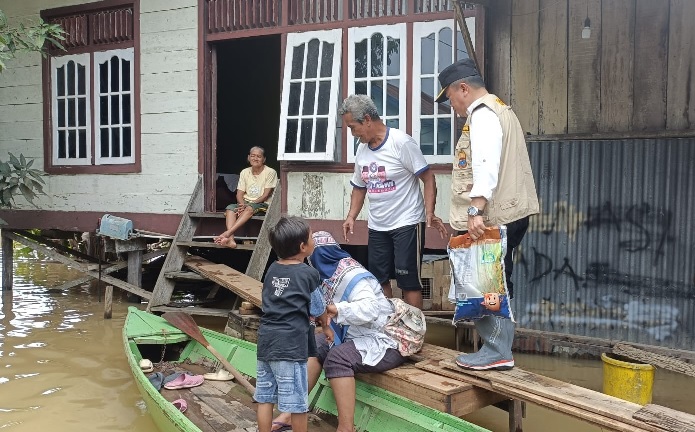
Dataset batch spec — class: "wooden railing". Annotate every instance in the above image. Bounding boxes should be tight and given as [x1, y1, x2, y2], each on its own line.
[288, 0, 342, 25]
[207, 0, 281, 33]
[206, 0, 468, 33]
[349, 0, 407, 18]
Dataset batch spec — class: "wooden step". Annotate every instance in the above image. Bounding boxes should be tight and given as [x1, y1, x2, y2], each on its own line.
[149, 305, 230, 317]
[188, 212, 266, 221]
[164, 271, 208, 281]
[176, 241, 255, 250]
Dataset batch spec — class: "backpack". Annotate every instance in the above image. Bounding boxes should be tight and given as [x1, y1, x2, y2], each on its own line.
[382, 298, 426, 356]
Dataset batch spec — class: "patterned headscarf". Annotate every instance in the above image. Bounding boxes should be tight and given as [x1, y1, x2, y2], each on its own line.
[310, 231, 372, 303]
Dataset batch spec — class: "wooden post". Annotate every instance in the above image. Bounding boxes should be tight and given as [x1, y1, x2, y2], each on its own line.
[104, 285, 113, 319]
[1, 231, 13, 291]
[508, 399, 524, 432]
[126, 249, 144, 303]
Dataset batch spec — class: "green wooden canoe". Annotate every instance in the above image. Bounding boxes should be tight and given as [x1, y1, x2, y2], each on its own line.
[123, 306, 489, 432]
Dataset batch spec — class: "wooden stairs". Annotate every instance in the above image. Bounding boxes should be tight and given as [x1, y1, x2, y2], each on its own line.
[147, 176, 280, 316]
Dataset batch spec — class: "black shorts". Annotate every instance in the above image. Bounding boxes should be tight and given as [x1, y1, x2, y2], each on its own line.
[368, 222, 425, 291]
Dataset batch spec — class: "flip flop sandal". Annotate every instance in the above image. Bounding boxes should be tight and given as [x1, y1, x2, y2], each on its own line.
[203, 369, 234, 381]
[163, 374, 204, 390]
[270, 421, 292, 432]
[172, 398, 187, 413]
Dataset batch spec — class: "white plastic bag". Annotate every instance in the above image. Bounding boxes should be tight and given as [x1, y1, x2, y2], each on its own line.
[447, 226, 514, 322]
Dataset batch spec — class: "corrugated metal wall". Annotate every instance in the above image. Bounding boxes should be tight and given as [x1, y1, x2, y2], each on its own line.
[513, 138, 695, 350]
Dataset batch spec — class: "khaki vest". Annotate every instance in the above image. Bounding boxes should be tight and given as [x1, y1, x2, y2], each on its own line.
[449, 93, 539, 230]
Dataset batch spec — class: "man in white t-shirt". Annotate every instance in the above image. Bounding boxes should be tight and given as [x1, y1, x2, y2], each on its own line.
[341, 95, 447, 309]
[214, 146, 277, 249]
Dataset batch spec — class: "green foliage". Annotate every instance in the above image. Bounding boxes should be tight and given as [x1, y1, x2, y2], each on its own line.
[0, 152, 46, 208]
[0, 8, 65, 73]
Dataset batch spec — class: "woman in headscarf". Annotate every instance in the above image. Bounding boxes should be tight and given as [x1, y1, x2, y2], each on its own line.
[270, 231, 406, 432]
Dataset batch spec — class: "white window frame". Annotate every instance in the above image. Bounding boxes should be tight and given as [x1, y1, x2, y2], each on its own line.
[413, 19, 473, 164]
[347, 24, 407, 163]
[94, 48, 135, 165]
[51, 53, 92, 166]
[278, 29, 342, 161]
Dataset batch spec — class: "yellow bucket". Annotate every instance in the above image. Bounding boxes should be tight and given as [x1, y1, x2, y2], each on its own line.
[601, 352, 655, 405]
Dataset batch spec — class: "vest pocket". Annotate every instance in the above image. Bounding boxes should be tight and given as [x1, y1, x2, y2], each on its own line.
[498, 197, 519, 210]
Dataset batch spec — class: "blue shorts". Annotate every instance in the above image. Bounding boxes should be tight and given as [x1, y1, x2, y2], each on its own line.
[253, 360, 308, 413]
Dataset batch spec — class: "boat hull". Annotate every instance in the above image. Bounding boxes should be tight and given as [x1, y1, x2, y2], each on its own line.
[123, 307, 488, 432]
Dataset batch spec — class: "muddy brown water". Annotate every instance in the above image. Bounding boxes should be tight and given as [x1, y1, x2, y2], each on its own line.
[1, 257, 693, 431]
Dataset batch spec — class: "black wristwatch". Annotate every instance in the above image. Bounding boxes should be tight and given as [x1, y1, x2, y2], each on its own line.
[467, 206, 483, 217]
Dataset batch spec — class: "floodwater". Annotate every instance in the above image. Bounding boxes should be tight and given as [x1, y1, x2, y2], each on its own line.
[1, 255, 693, 432]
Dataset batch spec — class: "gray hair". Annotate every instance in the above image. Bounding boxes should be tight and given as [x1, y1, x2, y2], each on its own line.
[338, 94, 381, 122]
[249, 146, 265, 156]
[451, 75, 486, 90]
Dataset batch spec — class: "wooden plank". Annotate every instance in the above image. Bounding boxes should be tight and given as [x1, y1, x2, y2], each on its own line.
[599, 0, 635, 132]
[666, 0, 695, 130]
[149, 305, 231, 317]
[52, 249, 169, 291]
[538, 0, 568, 134]
[245, 184, 281, 280]
[510, 0, 540, 135]
[185, 256, 263, 307]
[486, 0, 511, 101]
[491, 382, 653, 432]
[633, 404, 695, 432]
[632, 0, 669, 130]
[420, 359, 655, 432]
[3, 231, 152, 299]
[439, 360, 665, 432]
[613, 343, 695, 378]
[188, 212, 266, 221]
[177, 240, 255, 250]
[139, 7, 197, 34]
[567, 0, 601, 133]
[449, 386, 509, 418]
[141, 70, 197, 93]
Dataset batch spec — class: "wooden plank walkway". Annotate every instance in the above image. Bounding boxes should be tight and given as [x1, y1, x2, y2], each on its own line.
[411, 344, 695, 432]
[184, 256, 262, 307]
[171, 257, 695, 432]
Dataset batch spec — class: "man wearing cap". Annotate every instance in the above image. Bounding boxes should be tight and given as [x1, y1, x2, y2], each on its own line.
[436, 58, 539, 370]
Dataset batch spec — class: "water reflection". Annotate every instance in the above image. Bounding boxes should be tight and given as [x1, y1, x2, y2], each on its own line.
[0, 255, 157, 431]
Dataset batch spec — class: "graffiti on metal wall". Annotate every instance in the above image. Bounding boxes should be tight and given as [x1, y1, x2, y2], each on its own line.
[517, 201, 690, 343]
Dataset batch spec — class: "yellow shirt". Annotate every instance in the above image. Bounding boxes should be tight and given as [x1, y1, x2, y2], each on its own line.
[238, 166, 278, 203]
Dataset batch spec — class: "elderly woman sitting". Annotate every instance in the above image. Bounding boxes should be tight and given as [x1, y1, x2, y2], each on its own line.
[271, 231, 406, 432]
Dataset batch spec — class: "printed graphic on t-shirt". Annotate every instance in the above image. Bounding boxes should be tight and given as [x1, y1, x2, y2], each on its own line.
[248, 184, 261, 197]
[361, 162, 396, 193]
[272, 277, 289, 296]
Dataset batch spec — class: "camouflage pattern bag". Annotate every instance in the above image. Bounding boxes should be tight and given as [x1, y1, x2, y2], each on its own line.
[382, 298, 426, 356]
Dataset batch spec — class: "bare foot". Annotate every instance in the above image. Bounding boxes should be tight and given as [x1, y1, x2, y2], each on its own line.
[220, 237, 237, 249]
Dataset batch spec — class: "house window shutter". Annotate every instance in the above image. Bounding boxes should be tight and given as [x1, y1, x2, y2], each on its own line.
[52, 54, 92, 166]
[278, 29, 342, 161]
[94, 48, 135, 165]
[413, 19, 475, 163]
[347, 24, 407, 162]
